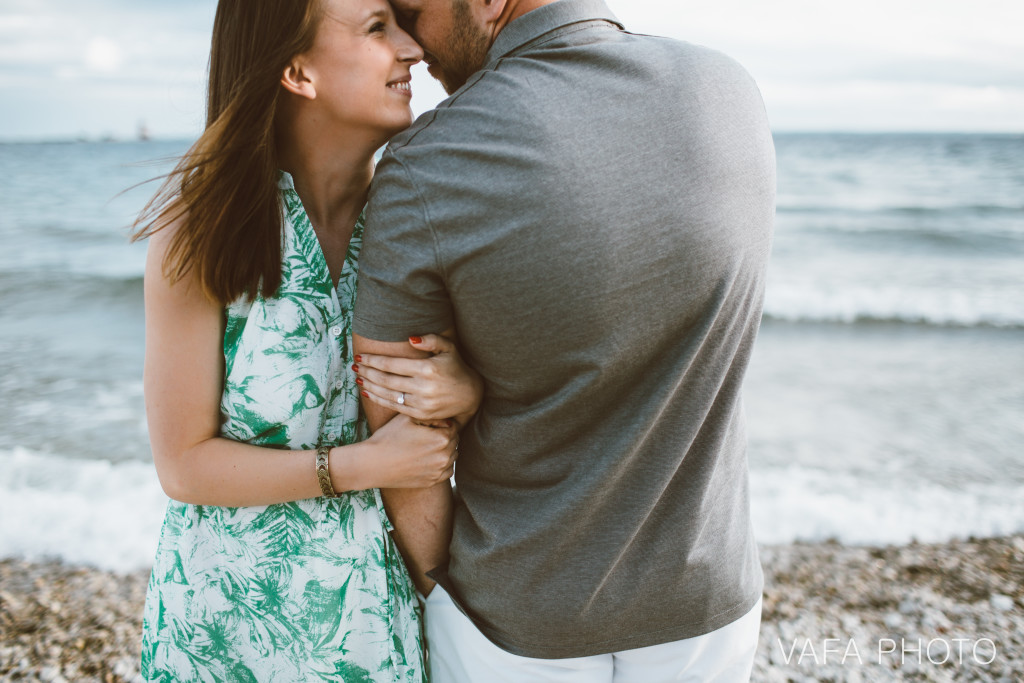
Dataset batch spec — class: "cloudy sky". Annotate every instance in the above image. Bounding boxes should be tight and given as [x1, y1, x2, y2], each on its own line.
[1, 0, 1022, 140]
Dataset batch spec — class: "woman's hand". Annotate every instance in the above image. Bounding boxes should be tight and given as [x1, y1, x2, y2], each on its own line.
[338, 413, 458, 490]
[353, 334, 483, 425]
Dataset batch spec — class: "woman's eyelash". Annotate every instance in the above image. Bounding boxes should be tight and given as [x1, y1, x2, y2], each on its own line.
[369, 21, 386, 33]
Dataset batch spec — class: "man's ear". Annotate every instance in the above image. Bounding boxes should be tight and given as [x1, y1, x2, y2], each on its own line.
[478, 0, 508, 24]
[281, 58, 316, 100]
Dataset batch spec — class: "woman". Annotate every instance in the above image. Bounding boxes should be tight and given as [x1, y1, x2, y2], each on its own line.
[133, 0, 480, 680]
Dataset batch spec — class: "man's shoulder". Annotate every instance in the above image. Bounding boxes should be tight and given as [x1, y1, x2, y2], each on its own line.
[629, 32, 756, 82]
[383, 74, 515, 161]
[375, 74, 529, 193]
[382, 108, 443, 157]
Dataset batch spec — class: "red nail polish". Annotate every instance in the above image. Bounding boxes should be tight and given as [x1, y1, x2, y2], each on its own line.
[361, 390, 369, 398]
[409, 336, 423, 344]
[351, 364, 359, 372]
[355, 378, 364, 386]
[354, 355, 363, 363]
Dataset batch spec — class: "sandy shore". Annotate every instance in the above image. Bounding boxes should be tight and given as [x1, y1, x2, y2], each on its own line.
[2, 535, 1022, 682]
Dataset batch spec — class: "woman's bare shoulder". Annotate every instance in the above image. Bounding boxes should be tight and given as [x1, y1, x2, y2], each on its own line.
[143, 209, 216, 310]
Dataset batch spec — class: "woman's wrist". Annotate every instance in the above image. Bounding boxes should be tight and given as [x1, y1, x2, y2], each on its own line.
[328, 442, 370, 492]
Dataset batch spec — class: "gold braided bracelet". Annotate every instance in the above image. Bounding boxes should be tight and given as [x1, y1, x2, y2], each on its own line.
[315, 444, 340, 498]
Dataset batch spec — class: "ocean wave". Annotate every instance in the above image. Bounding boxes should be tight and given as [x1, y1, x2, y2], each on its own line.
[0, 448, 166, 572]
[751, 466, 1024, 546]
[2, 449, 1022, 572]
[779, 226, 1024, 255]
[0, 244, 146, 281]
[778, 204, 1024, 216]
[0, 270, 143, 301]
[763, 286, 1024, 329]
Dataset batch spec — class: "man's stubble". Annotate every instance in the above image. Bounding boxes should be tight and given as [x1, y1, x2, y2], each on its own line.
[433, 0, 491, 94]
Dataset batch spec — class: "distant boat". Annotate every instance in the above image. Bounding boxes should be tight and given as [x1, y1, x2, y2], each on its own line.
[137, 121, 151, 141]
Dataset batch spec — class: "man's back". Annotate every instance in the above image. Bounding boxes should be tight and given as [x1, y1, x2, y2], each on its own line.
[353, 1, 774, 658]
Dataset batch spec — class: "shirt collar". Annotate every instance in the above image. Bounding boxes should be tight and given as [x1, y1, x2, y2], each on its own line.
[484, 0, 623, 68]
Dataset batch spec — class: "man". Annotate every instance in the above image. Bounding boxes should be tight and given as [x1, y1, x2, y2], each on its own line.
[353, 0, 775, 680]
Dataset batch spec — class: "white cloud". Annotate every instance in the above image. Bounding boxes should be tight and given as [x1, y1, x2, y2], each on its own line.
[0, 0, 1022, 139]
[85, 37, 122, 72]
[606, 0, 1024, 132]
[0, 0, 213, 139]
[762, 79, 1024, 131]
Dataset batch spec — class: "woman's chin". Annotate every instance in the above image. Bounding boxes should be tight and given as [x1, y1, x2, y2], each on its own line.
[384, 116, 414, 139]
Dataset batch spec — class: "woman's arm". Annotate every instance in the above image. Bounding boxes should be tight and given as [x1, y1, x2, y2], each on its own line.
[143, 226, 457, 507]
[353, 334, 483, 427]
[353, 333, 465, 595]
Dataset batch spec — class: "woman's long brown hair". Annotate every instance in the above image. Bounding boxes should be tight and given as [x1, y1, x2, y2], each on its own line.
[133, 0, 324, 305]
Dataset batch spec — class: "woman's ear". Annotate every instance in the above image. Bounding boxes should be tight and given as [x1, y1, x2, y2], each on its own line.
[281, 58, 316, 100]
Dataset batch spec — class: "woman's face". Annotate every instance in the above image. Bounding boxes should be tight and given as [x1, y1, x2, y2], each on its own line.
[302, 0, 423, 138]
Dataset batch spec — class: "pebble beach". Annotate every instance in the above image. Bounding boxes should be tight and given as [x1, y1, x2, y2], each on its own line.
[2, 534, 1022, 682]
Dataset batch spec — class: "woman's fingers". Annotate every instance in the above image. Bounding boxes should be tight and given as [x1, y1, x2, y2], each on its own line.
[354, 362, 418, 394]
[353, 353, 435, 381]
[359, 376, 426, 419]
[414, 418, 453, 429]
[354, 362, 448, 419]
[408, 334, 455, 355]
[358, 377, 450, 422]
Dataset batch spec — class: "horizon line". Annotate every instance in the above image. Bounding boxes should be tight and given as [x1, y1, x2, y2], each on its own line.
[2, 129, 1024, 145]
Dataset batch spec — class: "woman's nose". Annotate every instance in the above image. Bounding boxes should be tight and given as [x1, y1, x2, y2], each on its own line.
[396, 28, 424, 64]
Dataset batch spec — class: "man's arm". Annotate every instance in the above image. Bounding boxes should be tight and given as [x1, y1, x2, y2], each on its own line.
[354, 331, 455, 595]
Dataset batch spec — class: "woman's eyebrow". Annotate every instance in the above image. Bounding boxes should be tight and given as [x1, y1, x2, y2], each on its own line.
[362, 8, 391, 23]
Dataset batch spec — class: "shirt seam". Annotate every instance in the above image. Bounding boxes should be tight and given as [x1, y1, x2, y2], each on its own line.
[488, 20, 620, 68]
[399, 20, 619, 139]
[388, 156, 448, 285]
[484, 0, 621, 63]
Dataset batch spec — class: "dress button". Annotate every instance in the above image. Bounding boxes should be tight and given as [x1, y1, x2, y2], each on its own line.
[334, 380, 344, 391]
[330, 326, 342, 338]
[328, 432, 338, 442]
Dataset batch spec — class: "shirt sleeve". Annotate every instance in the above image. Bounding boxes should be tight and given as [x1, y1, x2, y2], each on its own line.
[352, 154, 454, 342]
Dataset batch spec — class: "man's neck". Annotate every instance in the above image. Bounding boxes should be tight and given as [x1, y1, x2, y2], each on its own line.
[490, 0, 561, 46]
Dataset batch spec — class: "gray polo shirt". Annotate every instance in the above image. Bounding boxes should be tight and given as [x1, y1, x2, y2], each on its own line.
[353, 0, 775, 659]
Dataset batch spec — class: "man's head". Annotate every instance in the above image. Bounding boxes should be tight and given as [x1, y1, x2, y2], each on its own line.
[387, 0, 489, 94]
[389, 0, 554, 94]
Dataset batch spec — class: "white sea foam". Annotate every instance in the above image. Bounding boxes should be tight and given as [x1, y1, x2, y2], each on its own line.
[0, 448, 167, 573]
[763, 284, 1024, 328]
[3, 448, 1024, 572]
[751, 466, 1024, 545]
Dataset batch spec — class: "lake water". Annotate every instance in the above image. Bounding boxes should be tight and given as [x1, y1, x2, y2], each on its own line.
[1, 133, 1022, 571]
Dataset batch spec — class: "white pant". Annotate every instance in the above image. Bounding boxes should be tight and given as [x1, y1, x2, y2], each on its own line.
[423, 586, 761, 683]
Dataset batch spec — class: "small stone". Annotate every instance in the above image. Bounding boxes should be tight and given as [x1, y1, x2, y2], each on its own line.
[884, 612, 903, 629]
[113, 658, 138, 678]
[899, 598, 919, 614]
[840, 614, 862, 631]
[991, 594, 1015, 612]
[922, 607, 952, 630]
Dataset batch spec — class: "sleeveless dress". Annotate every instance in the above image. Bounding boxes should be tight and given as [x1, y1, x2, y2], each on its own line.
[140, 172, 425, 683]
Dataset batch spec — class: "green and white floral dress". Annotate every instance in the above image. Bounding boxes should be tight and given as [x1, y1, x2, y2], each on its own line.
[140, 172, 425, 683]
